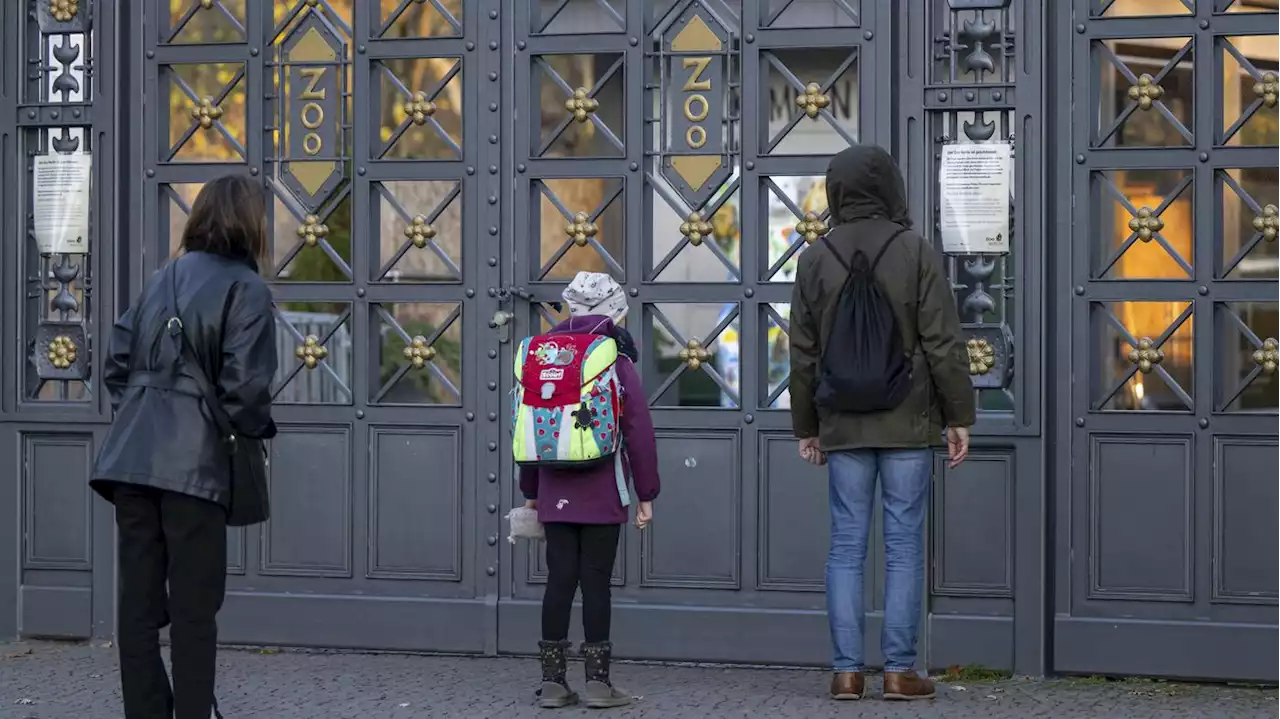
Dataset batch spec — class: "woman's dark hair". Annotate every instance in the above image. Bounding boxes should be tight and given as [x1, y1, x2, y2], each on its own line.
[180, 174, 268, 266]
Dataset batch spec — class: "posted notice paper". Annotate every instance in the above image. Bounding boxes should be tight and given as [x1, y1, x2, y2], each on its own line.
[938, 142, 1011, 255]
[33, 154, 92, 254]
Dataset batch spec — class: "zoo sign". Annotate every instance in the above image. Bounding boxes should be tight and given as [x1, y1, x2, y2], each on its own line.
[278, 11, 346, 213]
[660, 4, 732, 209]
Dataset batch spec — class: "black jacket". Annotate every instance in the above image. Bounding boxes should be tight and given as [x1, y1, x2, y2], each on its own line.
[91, 251, 277, 507]
[789, 145, 976, 450]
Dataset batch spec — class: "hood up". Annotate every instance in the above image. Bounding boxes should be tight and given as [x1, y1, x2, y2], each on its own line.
[824, 145, 912, 227]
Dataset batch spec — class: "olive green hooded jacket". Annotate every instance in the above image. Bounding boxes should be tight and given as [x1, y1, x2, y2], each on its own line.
[789, 145, 976, 450]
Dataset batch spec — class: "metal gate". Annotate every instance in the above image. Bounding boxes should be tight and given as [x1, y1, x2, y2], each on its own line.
[0, 0, 1046, 673]
[2, 0, 1275, 682]
[1052, 0, 1278, 682]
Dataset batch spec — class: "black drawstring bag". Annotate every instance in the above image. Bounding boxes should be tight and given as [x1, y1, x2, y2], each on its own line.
[815, 229, 913, 413]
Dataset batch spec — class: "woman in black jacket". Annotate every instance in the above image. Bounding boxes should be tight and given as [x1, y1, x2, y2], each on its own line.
[91, 174, 277, 719]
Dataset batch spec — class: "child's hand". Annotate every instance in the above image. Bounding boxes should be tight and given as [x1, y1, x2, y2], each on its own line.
[635, 501, 653, 529]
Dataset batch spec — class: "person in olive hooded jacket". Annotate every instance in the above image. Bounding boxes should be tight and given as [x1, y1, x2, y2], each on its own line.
[789, 145, 976, 701]
[520, 271, 661, 709]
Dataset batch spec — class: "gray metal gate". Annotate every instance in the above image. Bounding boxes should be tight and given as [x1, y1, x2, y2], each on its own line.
[0, 0, 1274, 683]
[1052, 0, 1278, 682]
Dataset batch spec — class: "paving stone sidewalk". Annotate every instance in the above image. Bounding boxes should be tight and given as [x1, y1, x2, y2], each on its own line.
[1, 641, 1275, 719]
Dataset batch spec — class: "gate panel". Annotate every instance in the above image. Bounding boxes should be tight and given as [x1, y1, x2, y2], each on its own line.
[499, 0, 935, 666]
[1057, 0, 1278, 681]
[139, 0, 493, 651]
[1, 0, 122, 640]
[895, 0, 1049, 675]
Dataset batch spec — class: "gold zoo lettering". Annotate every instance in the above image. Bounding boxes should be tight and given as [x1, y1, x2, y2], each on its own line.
[680, 56, 713, 150]
[298, 67, 327, 156]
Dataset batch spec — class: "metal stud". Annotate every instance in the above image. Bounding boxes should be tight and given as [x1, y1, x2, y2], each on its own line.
[565, 212, 598, 247]
[1127, 74, 1164, 111]
[403, 92, 436, 125]
[795, 83, 830, 119]
[297, 215, 329, 247]
[404, 215, 436, 249]
[296, 336, 328, 369]
[566, 88, 600, 123]
[1127, 337, 1164, 374]
[679, 339, 711, 370]
[1252, 338, 1278, 375]
[1253, 204, 1278, 242]
[402, 335, 436, 369]
[678, 212, 713, 247]
[1254, 72, 1279, 108]
[966, 338, 996, 376]
[190, 97, 223, 130]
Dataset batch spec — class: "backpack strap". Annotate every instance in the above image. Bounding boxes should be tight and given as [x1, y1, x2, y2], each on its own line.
[870, 228, 910, 271]
[819, 226, 910, 275]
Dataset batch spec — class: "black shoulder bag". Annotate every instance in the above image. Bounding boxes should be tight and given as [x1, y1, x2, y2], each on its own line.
[165, 262, 271, 527]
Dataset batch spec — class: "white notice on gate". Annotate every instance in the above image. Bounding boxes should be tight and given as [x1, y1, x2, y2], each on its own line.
[33, 154, 92, 255]
[938, 143, 1011, 255]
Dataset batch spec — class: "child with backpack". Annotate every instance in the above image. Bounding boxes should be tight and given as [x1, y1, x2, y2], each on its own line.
[515, 272, 660, 709]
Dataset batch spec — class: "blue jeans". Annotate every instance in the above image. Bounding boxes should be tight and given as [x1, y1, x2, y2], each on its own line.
[825, 449, 931, 673]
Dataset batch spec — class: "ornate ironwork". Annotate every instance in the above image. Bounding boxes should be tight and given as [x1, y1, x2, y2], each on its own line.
[1127, 337, 1165, 374]
[967, 338, 995, 376]
[403, 336, 437, 369]
[795, 211, 829, 244]
[190, 97, 223, 130]
[297, 214, 329, 247]
[656, 4, 734, 208]
[1253, 338, 1278, 375]
[46, 335, 78, 370]
[930, 0, 1019, 408]
[678, 212, 714, 247]
[678, 338, 711, 370]
[1127, 74, 1164, 111]
[404, 215, 437, 249]
[403, 91, 437, 125]
[1254, 204, 1278, 242]
[1128, 207, 1164, 242]
[564, 212, 598, 248]
[795, 83, 831, 119]
[295, 336, 329, 369]
[565, 88, 599, 123]
[1254, 71, 1278, 109]
[49, 0, 79, 23]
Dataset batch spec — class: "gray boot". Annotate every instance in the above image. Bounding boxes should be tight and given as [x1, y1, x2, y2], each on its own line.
[581, 641, 632, 708]
[537, 640, 578, 708]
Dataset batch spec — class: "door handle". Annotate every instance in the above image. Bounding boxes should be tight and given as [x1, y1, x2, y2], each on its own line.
[498, 286, 561, 312]
[490, 310, 514, 344]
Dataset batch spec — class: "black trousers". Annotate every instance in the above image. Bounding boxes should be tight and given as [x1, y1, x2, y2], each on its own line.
[115, 485, 227, 719]
[541, 523, 621, 644]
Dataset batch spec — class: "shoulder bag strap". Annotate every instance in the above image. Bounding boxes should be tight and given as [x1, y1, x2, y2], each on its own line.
[165, 260, 239, 444]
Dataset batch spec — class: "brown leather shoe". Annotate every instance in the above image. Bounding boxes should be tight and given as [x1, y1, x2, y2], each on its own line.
[882, 671, 936, 700]
[830, 672, 864, 700]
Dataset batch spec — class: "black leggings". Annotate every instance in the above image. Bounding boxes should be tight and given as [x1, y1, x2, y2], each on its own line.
[542, 523, 621, 643]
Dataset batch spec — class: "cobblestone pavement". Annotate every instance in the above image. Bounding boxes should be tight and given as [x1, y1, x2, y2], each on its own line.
[1, 641, 1275, 719]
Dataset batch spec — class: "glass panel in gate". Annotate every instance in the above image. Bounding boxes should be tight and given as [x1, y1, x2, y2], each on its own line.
[141, 0, 486, 650]
[1064, 0, 1279, 677]
[505, 0, 889, 662]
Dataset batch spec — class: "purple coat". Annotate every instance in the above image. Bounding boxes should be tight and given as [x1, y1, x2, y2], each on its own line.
[518, 316, 661, 525]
